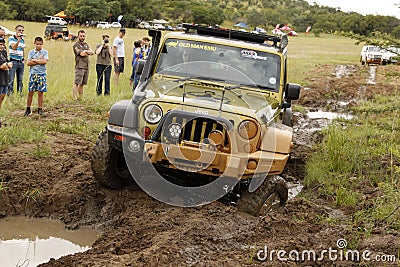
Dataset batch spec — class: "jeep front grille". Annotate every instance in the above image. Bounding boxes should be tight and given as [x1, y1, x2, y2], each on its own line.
[151, 110, 232, 148]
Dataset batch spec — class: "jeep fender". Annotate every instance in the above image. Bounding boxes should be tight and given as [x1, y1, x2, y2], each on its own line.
[260, 124, 293, 154]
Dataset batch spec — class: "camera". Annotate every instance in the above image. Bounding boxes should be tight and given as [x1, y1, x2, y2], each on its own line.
[104, 39, 109, 44]
[18, 33, 27, 37]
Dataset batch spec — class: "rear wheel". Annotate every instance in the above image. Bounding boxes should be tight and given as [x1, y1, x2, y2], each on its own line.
[237, 175, 288, 217]
[360, 57, 365, 65]
[91, 129, 133, 189]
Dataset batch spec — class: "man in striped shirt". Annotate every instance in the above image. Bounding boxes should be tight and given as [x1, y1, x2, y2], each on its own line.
[8, 25, 26, 96]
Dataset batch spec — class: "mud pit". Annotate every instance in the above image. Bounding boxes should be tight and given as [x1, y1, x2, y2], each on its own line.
[1, 65, 399, 266]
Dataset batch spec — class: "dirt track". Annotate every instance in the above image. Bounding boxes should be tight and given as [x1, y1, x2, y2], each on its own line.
[1, 64, 399, 266]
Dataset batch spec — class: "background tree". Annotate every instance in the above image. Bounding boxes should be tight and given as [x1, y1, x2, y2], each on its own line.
[0, 2, 17, 20]
[74, 0, 108, 21]
[25, 0, 54, 22]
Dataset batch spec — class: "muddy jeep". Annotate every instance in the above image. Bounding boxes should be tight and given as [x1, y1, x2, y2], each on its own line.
[91, 24, 300, 216]
[44, 24, 76, 41]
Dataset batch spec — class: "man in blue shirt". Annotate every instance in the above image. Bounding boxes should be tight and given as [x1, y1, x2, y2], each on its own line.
[8, 24, 26, 96]
[24, 36, 48, 117]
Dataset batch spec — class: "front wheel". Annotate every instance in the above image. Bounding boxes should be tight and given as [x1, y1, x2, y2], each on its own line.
[282, 107, 293, 126]
[237, 175, 288, 217]
[91, 129, 133, 189]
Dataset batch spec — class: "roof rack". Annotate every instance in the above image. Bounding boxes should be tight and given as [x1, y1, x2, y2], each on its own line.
[182, 23, 282, 47]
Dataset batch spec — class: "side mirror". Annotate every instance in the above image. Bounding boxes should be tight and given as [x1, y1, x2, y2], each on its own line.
[285, 83, 301, 101]
[135, 59, 146, 75]
[282, 83, 301, 109]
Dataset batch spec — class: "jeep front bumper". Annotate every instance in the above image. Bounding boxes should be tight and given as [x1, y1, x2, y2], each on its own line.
[144, 141, 289, 179]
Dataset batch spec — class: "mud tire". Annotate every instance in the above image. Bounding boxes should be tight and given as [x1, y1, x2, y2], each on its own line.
[237, 175, 288, 217]
[91, 129, 132, 189]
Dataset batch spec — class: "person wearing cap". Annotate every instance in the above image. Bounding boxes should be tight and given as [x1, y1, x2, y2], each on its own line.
[95, 34, 113, 96]
[112, 28, 126, 85]
[8, 24, 26, 96]
[0, 37, 12, 111]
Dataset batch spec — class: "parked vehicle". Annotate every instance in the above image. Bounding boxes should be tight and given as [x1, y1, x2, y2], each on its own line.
[44, 24, 76, 41]
[110, 22, 122, 28]
[91, 24, 301, 217]
[380, 46, 399, 65]
[47, 16, 68, 26]
[360, 45, 382, 65]
[153, 24, 165, 30]
[138, 21, 151, 29]
[97, 22, 111, 29]
[175, 24, 183, 31]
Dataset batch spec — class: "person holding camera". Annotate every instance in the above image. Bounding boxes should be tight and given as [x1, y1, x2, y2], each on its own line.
[95, 34, 113, 96]
[8, 25, 26, 96]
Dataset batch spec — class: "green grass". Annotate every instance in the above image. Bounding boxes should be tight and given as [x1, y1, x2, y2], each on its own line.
[305, 93, 400, 230]
[288, 34, 361, 85]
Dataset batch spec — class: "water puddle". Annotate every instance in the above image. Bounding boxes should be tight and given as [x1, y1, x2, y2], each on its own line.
[0, 217, 101, 267]
[307, 110, 353, 120]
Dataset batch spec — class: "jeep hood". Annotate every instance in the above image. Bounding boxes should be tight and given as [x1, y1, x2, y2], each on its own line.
[141, 76, 281, 122]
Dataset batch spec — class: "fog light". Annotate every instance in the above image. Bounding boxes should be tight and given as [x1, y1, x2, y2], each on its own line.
[167, 123, 182, 140]
[247, 159, 257, 170]
[129, 140, 141, 153]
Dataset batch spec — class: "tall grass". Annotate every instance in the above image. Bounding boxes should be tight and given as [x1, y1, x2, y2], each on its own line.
[305, 93, 400, 230]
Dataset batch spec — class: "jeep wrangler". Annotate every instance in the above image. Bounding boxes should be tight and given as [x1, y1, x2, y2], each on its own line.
[44, 24, 76, 41]
[91, 24, 300, 216]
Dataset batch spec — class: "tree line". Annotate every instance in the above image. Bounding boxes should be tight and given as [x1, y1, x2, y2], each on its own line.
[1, 0, 400, 37]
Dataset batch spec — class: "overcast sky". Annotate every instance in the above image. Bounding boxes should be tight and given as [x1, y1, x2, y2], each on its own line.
[305, 0, 400, 18]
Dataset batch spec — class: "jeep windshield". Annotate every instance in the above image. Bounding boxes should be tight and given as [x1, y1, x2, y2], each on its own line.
[156, 39, 281, 92]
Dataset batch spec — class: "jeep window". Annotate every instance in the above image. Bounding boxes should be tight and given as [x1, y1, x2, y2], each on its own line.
[156, 39, 281, 92]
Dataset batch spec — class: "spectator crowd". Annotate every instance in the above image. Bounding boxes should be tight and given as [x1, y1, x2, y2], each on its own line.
[0, 24, 152, 126]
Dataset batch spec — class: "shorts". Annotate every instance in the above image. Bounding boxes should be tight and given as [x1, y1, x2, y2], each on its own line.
[28, 74, 47, 92]
[74, 68, 89, 85]
[0, 85, 7, 95]
[114, 57, 124, 73]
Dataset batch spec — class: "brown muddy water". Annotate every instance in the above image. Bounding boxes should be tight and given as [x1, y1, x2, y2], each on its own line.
[0, 217, 101, 267]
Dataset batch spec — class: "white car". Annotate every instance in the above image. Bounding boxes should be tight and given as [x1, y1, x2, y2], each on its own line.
[110, 22, 122, 28]
[360, 45, 382, 65]
[380, 46, 399, 65]
[138, 21, 150, 29]
[47, 16, 68, 26]
[0, 26, 16, 36]
[97, 22, 111, 29]
[153, 24, 165, 30]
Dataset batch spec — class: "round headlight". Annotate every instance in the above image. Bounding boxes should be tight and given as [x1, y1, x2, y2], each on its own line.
[238, 120, 258, 139]
[144, 104, 163, 124]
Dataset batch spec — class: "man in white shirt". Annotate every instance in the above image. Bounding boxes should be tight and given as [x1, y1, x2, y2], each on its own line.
[112, 28, 125, 85]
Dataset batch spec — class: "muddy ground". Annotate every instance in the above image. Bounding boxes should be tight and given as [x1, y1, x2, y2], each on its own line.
[0, 64, 399, 266]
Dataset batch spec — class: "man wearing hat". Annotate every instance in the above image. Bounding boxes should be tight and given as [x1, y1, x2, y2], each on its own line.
[112, 28, 126, 85]
[95, 34, 113, 96]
